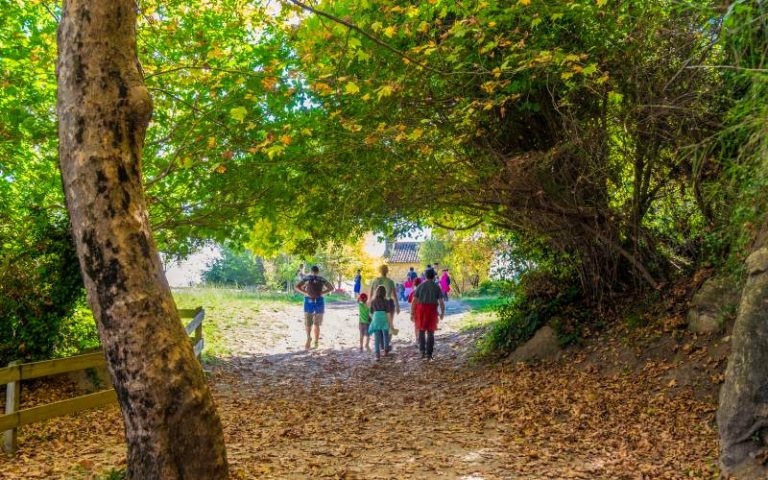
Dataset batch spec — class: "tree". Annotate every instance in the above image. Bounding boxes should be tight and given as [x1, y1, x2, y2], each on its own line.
[56, 1, 227, 478]
[419, 237, 449, 267]
[287, 0, 723, 297]
[202, 247, 265, 287]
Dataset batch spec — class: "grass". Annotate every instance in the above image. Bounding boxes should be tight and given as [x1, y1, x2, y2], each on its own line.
[459, 295, 506, 313]
[172, 286, 351, 361]
[457, 295, 505, 331]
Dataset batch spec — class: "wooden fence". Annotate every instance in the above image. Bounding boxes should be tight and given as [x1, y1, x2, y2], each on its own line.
[1, 307, 205, 453]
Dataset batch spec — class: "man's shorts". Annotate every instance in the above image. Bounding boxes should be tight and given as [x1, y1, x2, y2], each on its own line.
[304, 297, 325, 327]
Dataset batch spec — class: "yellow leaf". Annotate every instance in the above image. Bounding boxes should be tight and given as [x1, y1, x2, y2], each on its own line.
[207, 137, 216, 148]
[313, 82, 334, 96]
[383, 25, 396, 38]
[519, 0, 531, 5]
[377, 84, 394, 101]
[344, 81, 360, 94]
[280, 134, 292, 145]
[301, 128, 313, 136]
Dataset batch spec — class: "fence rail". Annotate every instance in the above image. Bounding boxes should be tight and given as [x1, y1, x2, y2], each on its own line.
[1, 307, 205, 453]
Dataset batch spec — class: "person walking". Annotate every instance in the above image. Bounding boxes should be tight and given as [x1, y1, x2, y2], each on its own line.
[357, 293, 371, 352]
[408, 277, 423, 343]
[407, 266, 418, 282]
[368, 286, 394, 360]
[353, 269, 362, 298]
[439, 269, 451, 301]
[294, 265, 334, 349]
[420, 264, 431, 281]
[412, 269, 445, 360]
[369, 264, 400, 331]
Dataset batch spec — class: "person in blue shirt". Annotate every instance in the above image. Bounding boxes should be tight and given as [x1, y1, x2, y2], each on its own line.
[407, 267, 418, 282]
[353, 269, 362, 297]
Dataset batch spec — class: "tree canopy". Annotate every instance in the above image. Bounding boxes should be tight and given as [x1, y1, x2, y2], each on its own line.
[0, 0, 755, 299]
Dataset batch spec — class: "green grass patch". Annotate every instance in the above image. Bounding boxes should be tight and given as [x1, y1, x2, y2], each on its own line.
[172, 287, 350, 361]
[458, 296, 504, 331]
[461, 296, 506, 313]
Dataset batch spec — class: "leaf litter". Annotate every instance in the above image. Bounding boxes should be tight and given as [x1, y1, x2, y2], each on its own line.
[0, 300, 720, 479]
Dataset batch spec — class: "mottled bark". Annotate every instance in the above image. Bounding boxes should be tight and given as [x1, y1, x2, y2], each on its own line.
[718, 244, 768, 478]
[56, 2, 228, 478]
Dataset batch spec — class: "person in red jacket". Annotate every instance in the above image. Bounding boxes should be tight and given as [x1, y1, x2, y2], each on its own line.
[411, 270, 445, 360]
[408, 277, 423, 344]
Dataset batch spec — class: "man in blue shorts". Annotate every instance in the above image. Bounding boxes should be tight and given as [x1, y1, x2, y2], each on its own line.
[295, 265, 335, 349]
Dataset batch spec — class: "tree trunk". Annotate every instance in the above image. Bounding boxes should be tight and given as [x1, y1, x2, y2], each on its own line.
[56, 2, 228, 478]
[718, 243, 768, 478]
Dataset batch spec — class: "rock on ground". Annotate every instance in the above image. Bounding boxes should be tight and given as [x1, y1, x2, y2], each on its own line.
[509, 325, 561, 363]
[687, 276, 740, 334]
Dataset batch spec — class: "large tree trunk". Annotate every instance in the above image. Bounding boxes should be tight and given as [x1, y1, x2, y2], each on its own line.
[56, 2, 228, 478]
[718, 242, 768, 478]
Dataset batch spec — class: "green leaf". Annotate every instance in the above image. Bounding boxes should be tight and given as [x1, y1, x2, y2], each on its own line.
[230, 106, 247, 123]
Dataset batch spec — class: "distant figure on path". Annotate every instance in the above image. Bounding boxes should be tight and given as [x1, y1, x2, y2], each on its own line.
[420, 264, 432, 281]
[357, 293, 371, 352]
[412, 269, 445, 360]
[368, 286, 393, 360]
[369, 265, 400, 345]
[353, 269, 362, 297]
[289, 263, 306, 292]
[295, 265, 334, 349]
[439, 269, 451, 301]
[407, 266, 418, 282]
[403, 277, 414, 301]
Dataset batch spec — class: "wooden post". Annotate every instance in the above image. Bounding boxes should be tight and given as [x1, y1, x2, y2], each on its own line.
[194, 308, 204, 361]
[3, 361, 20, 453]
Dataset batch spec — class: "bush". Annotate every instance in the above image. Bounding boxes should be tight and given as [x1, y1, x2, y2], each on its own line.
[0, 211, 85, 365]
[52, 300, 100, 358]
[479, 270, 586, 357]
[202, 246, 266, 287]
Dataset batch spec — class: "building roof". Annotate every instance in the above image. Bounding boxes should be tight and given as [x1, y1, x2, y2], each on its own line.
[385, 242, 421, 263]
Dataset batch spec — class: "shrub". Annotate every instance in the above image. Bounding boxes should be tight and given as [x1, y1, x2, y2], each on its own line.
[0, 211, 85, 365]
[202, 246, 266, 287]
[479, 270, 585, 357]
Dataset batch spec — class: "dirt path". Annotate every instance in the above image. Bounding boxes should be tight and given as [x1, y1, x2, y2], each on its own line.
[211, 299, 515, 479]
[1, 297, 720, 479]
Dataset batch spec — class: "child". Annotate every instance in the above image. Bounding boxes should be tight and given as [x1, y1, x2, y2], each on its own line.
[408, 278, 423, 343]
[368, 285, 393, 360]
[357, 293, 371, 352]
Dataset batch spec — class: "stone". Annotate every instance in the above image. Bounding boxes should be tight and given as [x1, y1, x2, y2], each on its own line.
[687, 277, 741, 334]
[509, 325, 561, 363]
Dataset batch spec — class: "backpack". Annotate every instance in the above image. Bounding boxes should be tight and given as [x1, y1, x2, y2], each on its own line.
[304, 275, 325, 298]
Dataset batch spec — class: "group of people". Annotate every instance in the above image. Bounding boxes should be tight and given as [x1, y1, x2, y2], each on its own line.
[354, 264, 446, 361]
[295, 263, 448, 361]
[401, 265, 451, 302]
